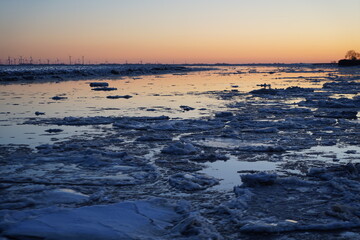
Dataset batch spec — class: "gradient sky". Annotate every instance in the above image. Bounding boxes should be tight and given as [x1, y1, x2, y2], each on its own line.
[1, 0, 359, 64]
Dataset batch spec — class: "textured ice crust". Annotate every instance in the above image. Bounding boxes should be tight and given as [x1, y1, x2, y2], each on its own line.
[1, 198, 220, 240]
[1, 65, 360, 239]
[169, 173, 220, 191]
[217, 165, 360, 235]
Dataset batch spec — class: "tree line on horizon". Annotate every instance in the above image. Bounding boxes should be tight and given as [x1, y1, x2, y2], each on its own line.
[338, 50, 360, 66]
[345, 50, 360, 60]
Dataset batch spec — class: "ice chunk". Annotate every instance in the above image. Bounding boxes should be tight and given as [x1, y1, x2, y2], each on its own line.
[190, 153, 228, 162]
[1, 198, 199, 240]
[44, 128, 63, 133]
[35, 144, 53, 150]
[106, 95, 132, 99]
[250, 88, 278, 95]
[161, 142, 198, 155]
[241, 172, 277, 187]
[89, 82, 109, 87]
[169, 173, 219, 191]
[241, 127, 278, 133]
[237, 145, 285, 152]
[59, 116, 115, 125]
[215, 111, 233, 118]
[180, 105, 195, 111]
[240, 219, 360, 233]
[51, 96, 67, 100]
[226, 187, 254, 209]
[91, 87, 117, 91]
[136, 134, 172, 141]
[259, 107, 311, 114]
[35, 111, 45, 116]
[314, 111, 358, 119]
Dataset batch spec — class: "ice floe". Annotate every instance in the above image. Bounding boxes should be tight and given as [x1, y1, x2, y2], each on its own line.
[1, 198, 219, 240]
[169, 173, 219, 191]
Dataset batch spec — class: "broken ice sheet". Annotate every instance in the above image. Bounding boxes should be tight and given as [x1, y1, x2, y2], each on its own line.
[1, 198, 219, 240]
[1, 65, 360, 239]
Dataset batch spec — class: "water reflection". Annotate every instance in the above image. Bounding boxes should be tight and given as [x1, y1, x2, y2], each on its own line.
[0, 65, 351, 146]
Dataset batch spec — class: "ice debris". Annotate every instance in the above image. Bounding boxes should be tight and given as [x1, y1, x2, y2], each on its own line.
[44, 128, 63, 133]
[180, 105, 195, 111]
[51, 96, 67, 100]
[34, 111, 45, 116]
[89, 82, 109, 87]
[237, 145, 286, 153]
[106, 95, 132, 99]
[241, 172, 277, 187]
[190, 153, 229, 162]
[91, 87, 117, 91]
[136, 134, 172, 142]
[1, 198, 219, 240]
[161, 142, 198, 155]
[239, 220, 360, 233]
[215, 111, 233, 118]
[169, 173, 219, 191]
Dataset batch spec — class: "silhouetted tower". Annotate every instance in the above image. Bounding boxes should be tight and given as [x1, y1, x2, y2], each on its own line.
[47, 59, 50, 64]
[69, 56, 72, 65]
[82, 56, 84, 65]
[7, 56, 11, 65]
[29, 56, 33, 64]
[19, 56, 23, 65]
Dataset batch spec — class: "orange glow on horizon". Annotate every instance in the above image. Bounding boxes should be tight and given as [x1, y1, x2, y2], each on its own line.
[1, 0, 359, 64]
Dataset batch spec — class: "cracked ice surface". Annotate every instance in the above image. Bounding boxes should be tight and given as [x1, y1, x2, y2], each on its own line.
[1, 198, 219, 240]
[1, 65, 360, 239]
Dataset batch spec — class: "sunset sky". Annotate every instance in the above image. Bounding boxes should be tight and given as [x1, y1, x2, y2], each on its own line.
[1, 0, 359, 64]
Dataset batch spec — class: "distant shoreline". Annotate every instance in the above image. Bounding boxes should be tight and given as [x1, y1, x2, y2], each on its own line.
[0, 63, 342, 84]
[338, 59, 360, 67]
[0, 64, 215, 84]
[0, 62, 338, 67]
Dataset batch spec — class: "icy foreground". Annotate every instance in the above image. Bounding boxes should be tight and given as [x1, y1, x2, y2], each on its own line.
[1, 65, 360, 239]
[221, 165, 360, 234]
[1, 198, 219, 240]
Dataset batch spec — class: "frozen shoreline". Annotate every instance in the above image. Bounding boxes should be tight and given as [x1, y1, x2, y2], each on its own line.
[1, 65, 360, 239]
[0, 64, 216, 84]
